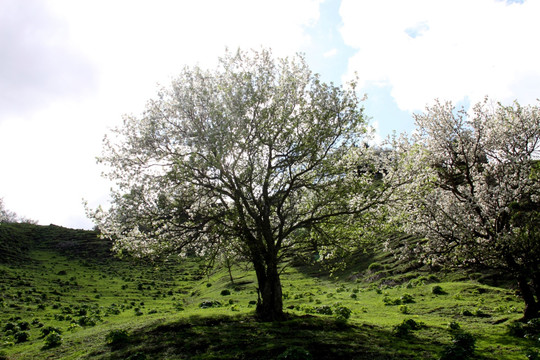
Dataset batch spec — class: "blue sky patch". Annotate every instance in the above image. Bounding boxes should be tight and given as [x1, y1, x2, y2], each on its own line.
[405, 22, 430, 39]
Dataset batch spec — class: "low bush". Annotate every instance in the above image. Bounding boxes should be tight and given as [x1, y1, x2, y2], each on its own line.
[277, 346, 313, 360]
[400, 293, 415, 304]
[43, 331, 62, 348]
[17, 321, 30, 330]
[392, 319, 424, 337]
[334, 306, 352, 322]
[14, 330, 30, 343]
[315, 305, 333, 315]
[383, 296, 401, 306]
[199, 300, 221, 309]
[432, 285, 446, 295]
[440, 331, 476, 360]
[41, 326, 62, 337]
[220, 289, 231, 296]
[106, 329, 129, 346]
[368, 262, 383, 272]
[399, 305, 410, 314]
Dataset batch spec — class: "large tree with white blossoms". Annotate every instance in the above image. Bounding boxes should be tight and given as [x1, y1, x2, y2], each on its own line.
[89, 49, 399, 321]
[397, 99, 540, 320]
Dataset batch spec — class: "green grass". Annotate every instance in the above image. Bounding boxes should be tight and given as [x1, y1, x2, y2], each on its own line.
[0, 225, 538, 359]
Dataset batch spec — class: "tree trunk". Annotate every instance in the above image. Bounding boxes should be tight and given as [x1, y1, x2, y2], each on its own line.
[518, 275, 539, 321]
[253, 255, 284, 321]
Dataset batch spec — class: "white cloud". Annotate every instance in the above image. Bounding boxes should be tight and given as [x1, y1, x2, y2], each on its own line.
[0, 0, 322, 228]
[340, 0, 540, 111]
[323, 48, 338, 58]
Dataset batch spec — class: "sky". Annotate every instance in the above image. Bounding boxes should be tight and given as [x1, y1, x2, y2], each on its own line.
[1, 0, 539, 229]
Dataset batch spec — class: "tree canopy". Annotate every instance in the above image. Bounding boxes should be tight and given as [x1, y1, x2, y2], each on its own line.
[89, 49, 399, 320]
[395, 99, 540, 319]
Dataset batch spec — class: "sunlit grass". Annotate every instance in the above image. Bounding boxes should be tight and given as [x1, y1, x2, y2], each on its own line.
[0, 241, 537, 359]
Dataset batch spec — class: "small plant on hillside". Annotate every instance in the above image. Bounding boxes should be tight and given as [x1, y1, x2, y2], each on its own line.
[392, 319, 425, 338]
[220, 289, 231, 296]
[368, 262, 383, 272]
[440, 331, 476, 360]
[277, 346, 313, 360]
[199, 300, 221, 309]
[334, 306, 352, 323]
[43, 331, 62, 349]
[432, 285, 446, 295]
[41, 326, 62, 337]
[78, 315, 98, 326]
[399, 305, 410, 314]
[527, 348, 540, 360]
[14, 330, 30, 343]
[401, 293, 415, 303]
[17, 321, 30, 330]
[106, 329, 129, 348]
[126, 352, 147, 360]
[315, 305, 333, 315]
[383, 296, 401, 306]
[3, 322, 17, 332]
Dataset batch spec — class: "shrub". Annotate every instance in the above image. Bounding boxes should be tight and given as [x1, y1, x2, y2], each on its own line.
[508, 319, 540, 338]
[127, 352, 147, 360]
[78, 316, 97, 326]
[315, 305, 333, 315]
[41, 326, 62, 337]
[14, 331, 30, 343]
[368, 262, 383, 272]
[106, 329, 129, 347]
[399, 305, 410, 314]
[448, 321, 461, 331]
[220, 289, 231, 296]
[526, 318, 540, 335]
[43, 331, 62, 348]
[461, 309, 474, 317]
[199, 300, 221, 309]
[527, 349, 540, 360]
[17, 321, 30, 330]
[3, 322, 17, 332]
[440, 332, 476, 360]
[277, 346, 313, 360]
[392, 319, 424, 337]
[383, 296, 401, 306]
[432, 285, 446, 295]
[400, 293, 415, 304]
[67, 323, 80, 331]
[334, 306, 352, 322]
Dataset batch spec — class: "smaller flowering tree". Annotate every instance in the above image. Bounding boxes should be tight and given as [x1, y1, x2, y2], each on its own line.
[396, 99, 540, 320]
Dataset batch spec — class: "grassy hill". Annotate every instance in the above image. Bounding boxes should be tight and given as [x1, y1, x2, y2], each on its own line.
[0, 223, 538, 359]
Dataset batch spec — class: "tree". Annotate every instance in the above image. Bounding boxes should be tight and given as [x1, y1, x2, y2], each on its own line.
[396, 99, 540, 320]
[0, 197, 36, 224]
[89, 49, 398, 321]
[0, 198, 18, 223]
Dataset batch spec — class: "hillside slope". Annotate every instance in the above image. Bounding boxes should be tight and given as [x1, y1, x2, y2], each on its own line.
[0, 223, 537, 360]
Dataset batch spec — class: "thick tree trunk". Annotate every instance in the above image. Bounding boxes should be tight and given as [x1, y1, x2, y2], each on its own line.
[253, 256, 284, 321]
[518, 276, 539, 321]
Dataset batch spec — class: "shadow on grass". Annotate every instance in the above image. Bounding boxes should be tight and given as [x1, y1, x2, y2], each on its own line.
[87, 313, 445, 360]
